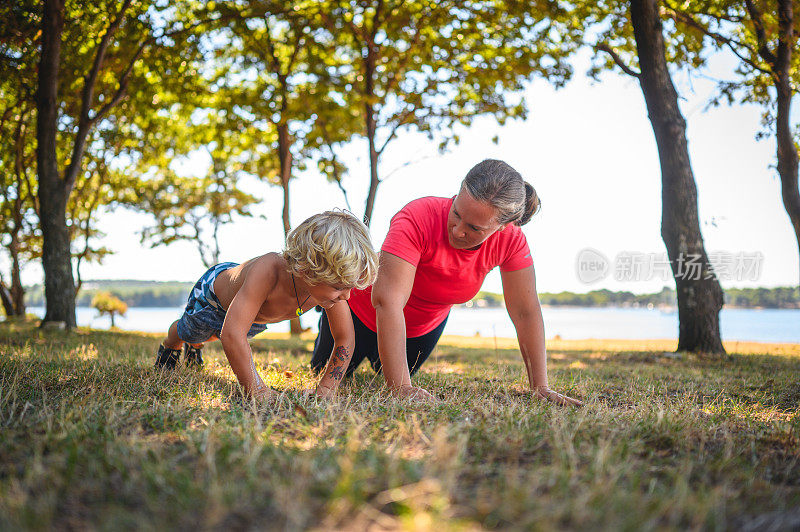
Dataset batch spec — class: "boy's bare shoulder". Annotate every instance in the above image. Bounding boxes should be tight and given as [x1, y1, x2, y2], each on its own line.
[243, 253, 286, 289]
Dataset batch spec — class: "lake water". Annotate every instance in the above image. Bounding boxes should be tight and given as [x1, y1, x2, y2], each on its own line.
[25, 305, 800, 343]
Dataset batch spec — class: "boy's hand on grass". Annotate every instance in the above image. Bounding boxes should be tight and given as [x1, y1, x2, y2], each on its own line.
[252, 385, 279, 402]
[533, 386, 584, 407]
[308, 386, 333, 400]
[393, 385, 436, 403]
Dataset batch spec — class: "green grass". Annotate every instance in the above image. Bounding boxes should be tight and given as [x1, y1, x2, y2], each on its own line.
[0, 320, 798, 530]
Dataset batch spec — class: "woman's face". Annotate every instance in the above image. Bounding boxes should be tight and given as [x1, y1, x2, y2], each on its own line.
[447, 189, 505, 250]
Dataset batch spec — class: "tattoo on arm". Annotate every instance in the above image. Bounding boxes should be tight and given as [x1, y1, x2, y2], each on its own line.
[334, 345, 348, 362]
[318, 346, 349, 391]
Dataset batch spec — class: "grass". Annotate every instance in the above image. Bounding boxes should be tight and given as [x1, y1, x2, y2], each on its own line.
[0, 319, 798, 531]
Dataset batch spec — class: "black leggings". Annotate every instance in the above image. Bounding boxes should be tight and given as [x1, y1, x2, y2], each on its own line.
[310, 307, 448, 377]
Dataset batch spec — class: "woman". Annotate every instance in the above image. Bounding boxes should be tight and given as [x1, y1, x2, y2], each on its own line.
[311, 159, 582, 405]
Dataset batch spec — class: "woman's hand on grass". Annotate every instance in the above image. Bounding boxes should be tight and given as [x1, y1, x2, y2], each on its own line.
[393, 385, 436, 403]
[533, 386, 583, 407]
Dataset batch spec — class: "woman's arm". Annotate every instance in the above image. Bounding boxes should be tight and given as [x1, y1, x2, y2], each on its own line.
[501, 265, 583, 406]
[372, 252, 435, 401]
[314, 300, 356, 398]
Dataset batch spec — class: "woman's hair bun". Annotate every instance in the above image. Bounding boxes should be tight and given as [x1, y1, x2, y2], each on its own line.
[515, 181, 541, 226]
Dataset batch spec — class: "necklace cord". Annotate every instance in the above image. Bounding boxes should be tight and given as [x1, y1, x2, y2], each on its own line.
[291, 272, 312, 317]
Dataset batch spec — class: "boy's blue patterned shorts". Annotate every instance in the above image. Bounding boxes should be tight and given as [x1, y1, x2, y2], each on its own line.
[176, 262, 267, 344]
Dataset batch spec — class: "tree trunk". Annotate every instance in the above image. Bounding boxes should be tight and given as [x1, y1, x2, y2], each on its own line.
[0, 280, 14, 317]
[277, 123, 293, 237]
[277, 122, 304, 335]
[36, 0, 77, 329]
[775, 83, 800, 288]
[11, 108, 27, 316]
[774, 0, 800, 287]
[630, 0, 725, 354]
[39, 178, 76, 328]
[9, 230, 25, 316]
[362, 40, 380, 226]
[364, 104, 380, 226]
[110, 312, 116, 328]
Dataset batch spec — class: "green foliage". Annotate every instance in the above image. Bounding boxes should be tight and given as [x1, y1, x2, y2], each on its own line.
[23, 283, 800, 310]
[559, 0, 708, 79]
[79, 1, 260, 268]
[469, 290, 506, 307]
[0, 0, 219, 291]
[725, 286, 800, 309]
[661, 0, 800, 138]
[537, 287, 677, 307]
[91, 290, 128, 327]
[315, 0, 578, 219]
[0, 1, 43, 310]
[121, 92, 262, 267]
[123, 2, 359, 261]
[472, 286, 800, 309]
[0, 323, 798, 528]
[209, 3, 362, 217]
[322, 0, 575, 140]
[136, 172, 259, 268]
[25, 281, 193, 307]
[91, 290, 128, 314]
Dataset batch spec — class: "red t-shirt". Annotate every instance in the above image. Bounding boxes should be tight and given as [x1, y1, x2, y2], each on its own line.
[348, 196, 533, 336]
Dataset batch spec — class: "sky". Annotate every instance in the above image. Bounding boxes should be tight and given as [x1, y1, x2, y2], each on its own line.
[15, 51, 800, 295]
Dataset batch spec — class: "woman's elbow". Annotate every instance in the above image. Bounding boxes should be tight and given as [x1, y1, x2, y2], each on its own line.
[508, 305, 541, 326]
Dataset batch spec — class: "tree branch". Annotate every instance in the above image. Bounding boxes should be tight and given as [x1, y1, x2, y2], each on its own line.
[65, 9, 235, 193]
[74, 167, 105, 294]
[381, 153, 433, 182]
[321, 141, 352, 210]
[19, 117, 39, 217]
[370, 0, 387, 41]
[258, 22, 295, 116]
[89, 39, 147, 129]
[286, 26, 305, 74]
[595, 43, 640, 77]
[744, 0, 777, 66]
[191, 214, 212, 268]
[774, 0, 793, 77]
[318, 9, 362, 43]
[662, 4, 772, 75]
[64, 0, 132, 191]
[261, 23, 284, 75]
[378, 103, 420, 155]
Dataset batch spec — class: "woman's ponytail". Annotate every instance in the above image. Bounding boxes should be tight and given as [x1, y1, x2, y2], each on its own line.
[515, 182, 541, 226]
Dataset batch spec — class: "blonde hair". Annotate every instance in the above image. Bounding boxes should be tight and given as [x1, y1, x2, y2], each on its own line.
[283, 210, 378, 289]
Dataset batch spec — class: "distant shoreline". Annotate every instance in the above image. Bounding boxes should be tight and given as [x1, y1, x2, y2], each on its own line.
[22, 282, 800, 310]
[17, 306, 800, 342]
[21, 303, 800, 311]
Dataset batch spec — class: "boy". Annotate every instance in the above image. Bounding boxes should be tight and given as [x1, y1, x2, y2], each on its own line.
[154, 211, 378, 399]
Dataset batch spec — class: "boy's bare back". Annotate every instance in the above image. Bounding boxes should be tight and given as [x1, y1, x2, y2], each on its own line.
[212, 253, 300, 324]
